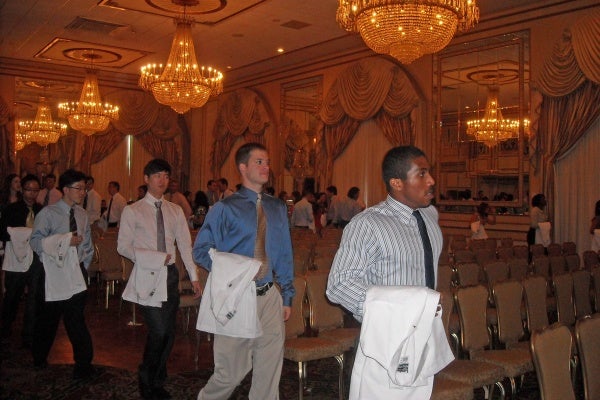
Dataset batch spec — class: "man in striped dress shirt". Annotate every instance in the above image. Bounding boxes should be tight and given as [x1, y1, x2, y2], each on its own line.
[326, 145, 442, 322]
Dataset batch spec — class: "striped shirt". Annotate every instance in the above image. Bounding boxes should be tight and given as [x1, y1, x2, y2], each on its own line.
[326, 195, 443, 321]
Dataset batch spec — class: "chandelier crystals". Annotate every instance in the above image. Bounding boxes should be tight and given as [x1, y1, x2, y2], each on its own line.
[337, 0, 479, 64]
[58, 71, 119, 136]
[139, 18, 223, 114]
[466, 85, 529, 147]
[17, 97, 67, 147]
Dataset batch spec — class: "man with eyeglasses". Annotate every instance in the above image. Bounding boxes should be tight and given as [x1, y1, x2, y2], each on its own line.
[30, 169, 95, 380]
[0, 174, 43, 348]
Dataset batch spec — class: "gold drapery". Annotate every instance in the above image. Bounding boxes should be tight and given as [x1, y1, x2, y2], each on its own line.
[316, 56, 419, 186]
[532, 8, 600, 223]
[210, 88, 270, 177]
[0, 95, 15, 178]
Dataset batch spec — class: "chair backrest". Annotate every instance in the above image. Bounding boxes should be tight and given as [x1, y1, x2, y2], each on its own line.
[121, 256, 134, 281]
[508, 258, 529, 281]
[305, 271, 344, 332]
[546, 243, 562, 257]
[450, 236, 468, 252]
[592, 267, 600, 313]
[95, 235, 122, 273]
[530, 244, 546, 258]
[583, 250, 600, 270]
[562, 241, 577, 256]
[439, 251, 451, 266]
[553, 273, 575, 326]
[456, 285, 490, 354]
[497, 246, 514, 261]
[532, 256, 551, 280]
[439, 290, 454, 345]
[530, 323, 575, 400]
[565, 254, 581, 272]
[493, 280, 525, 346]
[500, 237, 514, 248]
[436, 264, 455, 291]
[456, 262, 481, 287]
[576, 314, 600, 400]
[522, 276, 549, 334]
[484, 261, 509, 287]
[572, 269, 592, 318]
[512, 245, 529, 260]
[475, 249, 497, 266]
[312, 252, 335, 271]
[469, 239, 486, 251]
[293, 246, 313, 276]
[549, 256, 567, 277]
[454, 249, 476, 264]
[484, 238, 498, 252]
[285, 276, 308, 339]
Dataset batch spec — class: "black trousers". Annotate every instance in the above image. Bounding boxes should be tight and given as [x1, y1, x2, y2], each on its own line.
[139, 264, 179, 390]
[32, 289, 93, 369]
[1, 256, 44, 345]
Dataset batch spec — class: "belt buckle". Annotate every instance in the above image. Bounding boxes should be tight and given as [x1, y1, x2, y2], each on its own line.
[256, 282, 272, 296]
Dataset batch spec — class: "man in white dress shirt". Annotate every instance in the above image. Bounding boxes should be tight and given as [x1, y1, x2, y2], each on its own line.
[36, 174, 62, 207]
[117, 159, 201, 400]
[291, 189, 315, 230]
[104, 181, 127, 228]
[84, 176, 102, 226]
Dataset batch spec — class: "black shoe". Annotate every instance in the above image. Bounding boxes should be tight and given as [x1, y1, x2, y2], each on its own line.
[153, 387, 172, 400]
[139, 382, 154, 400]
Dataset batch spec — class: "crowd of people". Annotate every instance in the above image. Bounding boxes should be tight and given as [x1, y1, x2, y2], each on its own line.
[1, 143, 599, 399]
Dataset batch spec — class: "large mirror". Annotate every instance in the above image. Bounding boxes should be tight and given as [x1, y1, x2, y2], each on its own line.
[434, 31, 530, 214]
[281, 76, 323, 192]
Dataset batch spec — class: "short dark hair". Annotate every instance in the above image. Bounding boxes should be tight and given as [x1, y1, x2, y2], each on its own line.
[206, 179, 214, 188]
[108, 181, 120, 191]
[21, 174, 40, 189]
[347, 187, 360, 199]
[86, 176, 95, 184]
[219, 178, 228, 187]
[326, 185, 337, 195]
[58, 169, 87, 190]
[235, 142, 267, 167]
[382, 146, 427, 191]
[144, 159, 171, 177]
[45, 173, 56, 181]
[531, 193, 545, 208]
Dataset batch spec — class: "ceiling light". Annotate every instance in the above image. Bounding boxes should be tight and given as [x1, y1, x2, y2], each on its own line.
[139, 18, 223, 114]
[17, 97, 67, 147]
[337, 0, 479, 64]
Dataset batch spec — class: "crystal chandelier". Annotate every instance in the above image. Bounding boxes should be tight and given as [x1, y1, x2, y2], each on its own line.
[139, 18, 223, 114]
[17, 97, 67, 147]
[337, 0, 479, 64]
[466, 86, 529, 147]
[58, 70, 119, 136]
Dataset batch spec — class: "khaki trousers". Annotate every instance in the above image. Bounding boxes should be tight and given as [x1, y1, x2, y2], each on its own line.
[198, 286, 284, 400]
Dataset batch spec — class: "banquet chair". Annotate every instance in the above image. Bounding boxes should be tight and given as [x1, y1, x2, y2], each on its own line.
[522, 276, 550, 335]
[572, 269, 592, 319]
[284, 276, 345, 400]
[575, 314, 600, 400]
[430, 376, 474, 400]
[492, 280, 530, 351]
[496, 247, 513, 262]
[549, 256, 567, 277]
[437, 291, 506, 400]
[530, 244, 546, 259]
[508, 258, 529, 281]
[469, 239, 486, 251]
[565, 254, 581, 272]
[582, 250, 600, 270]
[304, 271, 360, 353]
[456, 263, 482, 287]
[512, 245, 529, 261]
[592, 267, 600, 312]
[532, 256, 551, 281]
[454, 250, 477, 264]
[553, 273, 576, 328]
[437, 264, 457, 292]
[96, 234, 124, 309]
[500, 238, 513, 248]
[456, 285, 533, 396]
[546, 243, 562, 257]
[562, 241, 577, 256]
[530, 323, 576, 400]
[475, 249, 497, 267]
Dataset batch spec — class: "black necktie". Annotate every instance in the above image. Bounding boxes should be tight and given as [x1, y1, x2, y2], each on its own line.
[155, 201, 166, 253]
[70, 206, 78, 234]
[106, 198, 113, 223]
[83, 193, 88, 210]
[44, 189, 50, 206]
[413, 210, 435, 289]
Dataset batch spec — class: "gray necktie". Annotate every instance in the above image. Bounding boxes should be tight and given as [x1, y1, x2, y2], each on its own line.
[155, 201, 166, 253]
[413, 210, 435, 289]
[254, 194, 269, 280]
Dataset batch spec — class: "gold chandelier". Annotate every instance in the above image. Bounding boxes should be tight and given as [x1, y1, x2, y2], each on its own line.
[17, 97, 67, 147]
[337, 0, 479, 64]
[139, 18, 223, 114]
[58, 70, 119, 136]
[466, 86, 529, 147]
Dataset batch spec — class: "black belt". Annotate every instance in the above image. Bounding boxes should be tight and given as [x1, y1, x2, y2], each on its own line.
[294, 226, 309, 229]
[256, 282, 273, 296]
[107, 222, 118, 228]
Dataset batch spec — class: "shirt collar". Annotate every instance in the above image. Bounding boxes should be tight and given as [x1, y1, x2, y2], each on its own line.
[143, 192, 164, 206]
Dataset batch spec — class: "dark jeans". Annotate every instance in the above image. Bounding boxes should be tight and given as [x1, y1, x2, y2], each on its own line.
[32, 289, 93, 369]
[1, 256, 44, 345]
[139, 264, 179, 390]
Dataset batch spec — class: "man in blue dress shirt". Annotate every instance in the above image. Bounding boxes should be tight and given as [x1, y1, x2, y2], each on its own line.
[193, 142, 295, 399]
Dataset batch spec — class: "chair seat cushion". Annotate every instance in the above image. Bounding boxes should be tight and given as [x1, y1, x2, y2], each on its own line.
[431, 376, 474, 400]
[318, 327, 360, 351]
[438, 359, 505, 387]
[284, 337, 344, 362]
[472, 348, 533, 377]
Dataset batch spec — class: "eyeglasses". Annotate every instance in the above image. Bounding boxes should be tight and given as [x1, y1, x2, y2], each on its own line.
[67, 186, 86, 192]
[23, 188, 40, 192]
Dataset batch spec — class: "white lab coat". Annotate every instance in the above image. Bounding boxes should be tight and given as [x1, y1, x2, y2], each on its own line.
[122, 248, 168, 307]
[350, 286, 454, 400]
[2, 227, 33, 272]
[196, 249, 262, 338]
[41, 233, 86, 301]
